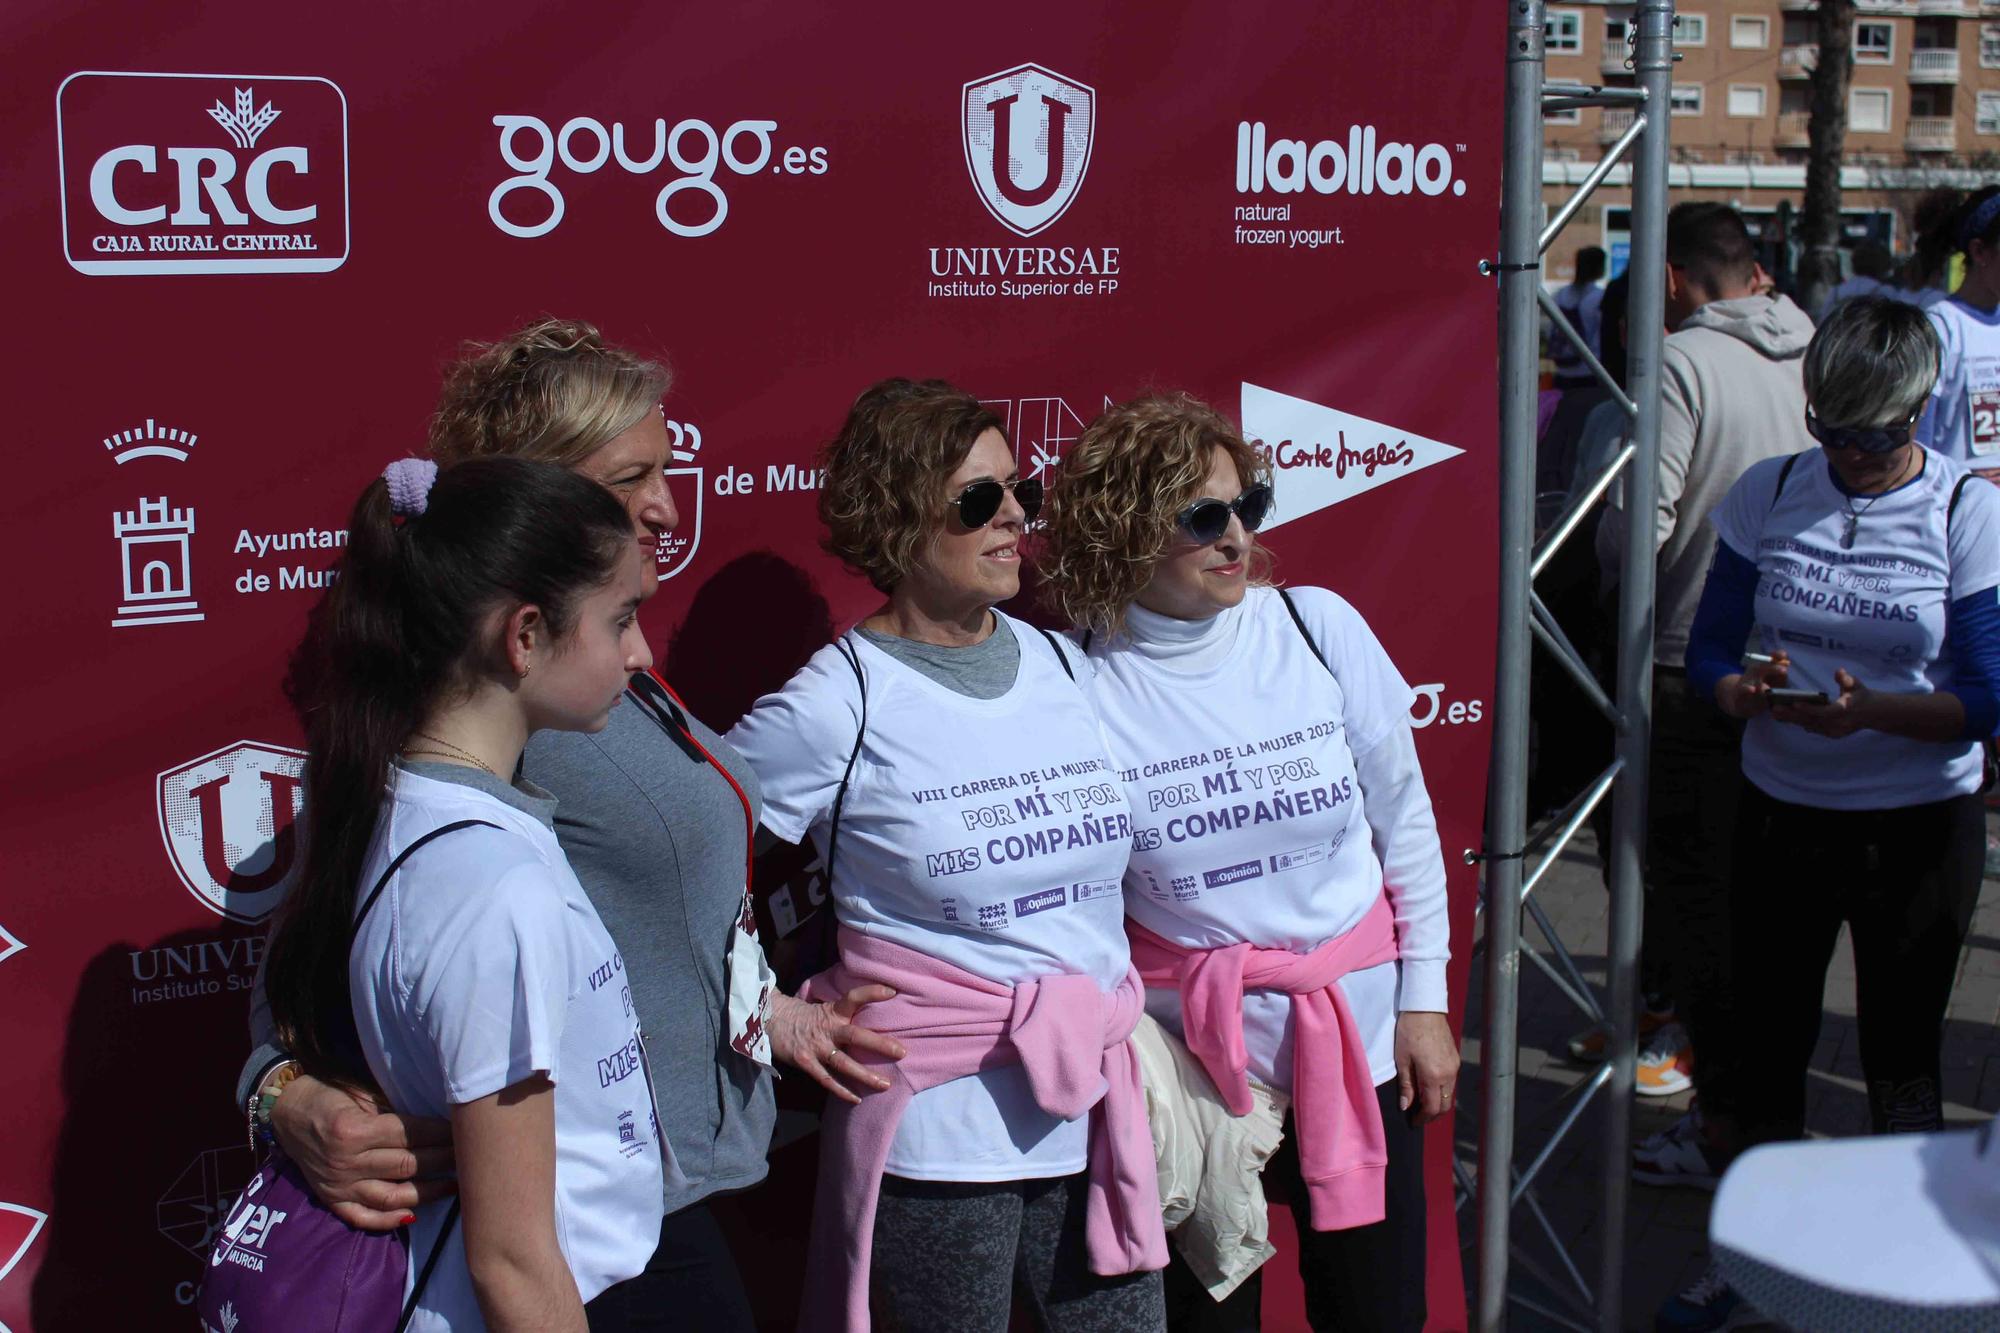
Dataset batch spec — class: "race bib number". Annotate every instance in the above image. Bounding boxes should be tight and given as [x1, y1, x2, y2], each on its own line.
[1969, 386, 2000, 457]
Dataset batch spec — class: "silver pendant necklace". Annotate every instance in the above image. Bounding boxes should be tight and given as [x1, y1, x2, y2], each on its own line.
[1838, 452, 1915, 550]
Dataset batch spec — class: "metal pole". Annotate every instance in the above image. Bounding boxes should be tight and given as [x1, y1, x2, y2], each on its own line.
[1478, 1, 1545, 1326]
[1598, 3, 1672, 1328]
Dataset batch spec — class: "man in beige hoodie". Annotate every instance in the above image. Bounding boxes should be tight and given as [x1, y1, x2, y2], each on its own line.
[1594, 201, 1815, 1332]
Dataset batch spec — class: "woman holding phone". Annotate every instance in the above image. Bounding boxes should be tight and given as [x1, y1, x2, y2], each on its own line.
[1686, 295, 2000, 1153]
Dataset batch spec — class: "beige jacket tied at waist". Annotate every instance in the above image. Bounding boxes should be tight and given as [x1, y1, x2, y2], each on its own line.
[1131, 1013, 1290, 1301]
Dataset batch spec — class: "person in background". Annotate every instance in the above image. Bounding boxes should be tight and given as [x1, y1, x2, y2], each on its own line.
[728, 379, 1166, 1333]
[1591, 203, 1813, 1199]
[1816, 241, 1896, 322]
[1917, 185, 2000, 484]
[264, 456, 666, 1329]
[1551, 244, 1609, 389]
[1679, 295, 2000, 1331]
[1894, 187, 1963, 311]
[1040, 394, 1455, 1333]
[240, 322, 902, 1331]
[1540, 245, 1611, 494]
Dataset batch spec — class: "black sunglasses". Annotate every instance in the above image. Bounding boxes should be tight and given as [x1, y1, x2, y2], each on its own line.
[1175, 483, 1274, 545]
[950, 475, 1043, 528]
[1804, 406, 1920, 456]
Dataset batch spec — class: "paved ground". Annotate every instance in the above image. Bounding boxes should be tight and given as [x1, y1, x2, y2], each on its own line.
[1454, 816, 2000, 1331]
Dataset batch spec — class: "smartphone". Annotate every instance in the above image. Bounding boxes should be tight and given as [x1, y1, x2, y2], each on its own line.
[1766, 687, 1830, 706]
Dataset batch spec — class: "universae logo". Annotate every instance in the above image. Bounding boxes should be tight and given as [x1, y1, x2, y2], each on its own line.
[57, 71, 349, 275]
[158, 741, 306, 924]
[962, 63, 1095, 238]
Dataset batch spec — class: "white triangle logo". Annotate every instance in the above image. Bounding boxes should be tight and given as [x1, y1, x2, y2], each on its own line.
[1239, 382, 1465, 531]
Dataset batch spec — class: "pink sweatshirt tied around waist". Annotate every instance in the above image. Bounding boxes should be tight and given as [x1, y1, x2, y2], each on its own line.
[797, 926, 1167, 1333]
[1126, 893, 1400, 1232]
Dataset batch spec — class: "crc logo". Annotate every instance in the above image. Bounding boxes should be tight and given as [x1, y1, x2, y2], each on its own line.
[57, 71, 349, 275]
[962, 64, 1095, 237]
[656, 417, 702, 581]
[158, 741, 306, 923]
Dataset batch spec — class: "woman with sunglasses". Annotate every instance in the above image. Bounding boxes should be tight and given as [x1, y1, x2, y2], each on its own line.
[1039, 394, 1454, 1333]
[727, 378, 1166, 1332]
[1687, 295, 2000, 1150]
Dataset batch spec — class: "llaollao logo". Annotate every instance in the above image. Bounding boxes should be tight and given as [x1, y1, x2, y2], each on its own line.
[157, 741, 306, 923]
[961, 64, 1095, 237]
[57, 71, 349, 275]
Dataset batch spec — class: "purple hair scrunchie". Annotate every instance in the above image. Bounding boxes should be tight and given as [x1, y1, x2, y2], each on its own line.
[383, 458, 439, 517]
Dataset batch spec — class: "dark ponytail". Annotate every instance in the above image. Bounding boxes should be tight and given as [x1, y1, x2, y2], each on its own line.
[267, 457, 633, 1082]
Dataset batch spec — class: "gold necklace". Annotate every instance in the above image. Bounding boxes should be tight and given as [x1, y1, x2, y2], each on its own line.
[405, 732, 501, 779]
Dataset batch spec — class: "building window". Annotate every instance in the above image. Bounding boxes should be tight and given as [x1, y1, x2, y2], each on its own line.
[1609, 15, 1705, 48]
[1731, 16, 1769, 50]
[1979, 92, 2000, 135]
[1727, 85, 1768, 118]
[1850, 86, 1893, 133]
[1853, 21, 1894, 65]
[1982, 24, 2000, 69]
[1547, 9, 1583, 54]
[1544, 106, 1582, 126]
[1670, 84, 1705, 116]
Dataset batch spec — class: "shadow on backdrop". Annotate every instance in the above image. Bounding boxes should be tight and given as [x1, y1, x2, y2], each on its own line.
[33, 927, 261, 1330]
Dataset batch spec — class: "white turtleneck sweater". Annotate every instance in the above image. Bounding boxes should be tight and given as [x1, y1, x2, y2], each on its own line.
[1084, 585, 1451, 1090]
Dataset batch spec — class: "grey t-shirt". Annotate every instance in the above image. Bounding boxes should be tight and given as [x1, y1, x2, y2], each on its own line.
[854, 615, 1021, 699]
[239, 696, 774, 1217]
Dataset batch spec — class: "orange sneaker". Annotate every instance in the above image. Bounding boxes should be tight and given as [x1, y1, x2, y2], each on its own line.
[1635, 1021, 1694, 1097]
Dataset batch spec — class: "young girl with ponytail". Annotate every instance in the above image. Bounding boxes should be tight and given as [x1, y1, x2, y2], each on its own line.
[262, 455, 667, 1331]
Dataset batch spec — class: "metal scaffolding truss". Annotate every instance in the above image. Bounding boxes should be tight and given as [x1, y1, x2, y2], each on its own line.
[1468, 2, 1673, 1330]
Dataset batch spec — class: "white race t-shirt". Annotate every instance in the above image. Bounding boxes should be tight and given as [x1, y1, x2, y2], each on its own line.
[1087, 587, 1451, 1091]
[1711, 448, 2000, 809]
[350, 768, 668, 1329]
[727, 614, 1134, 1181]
[1918, 297, 2000, 466]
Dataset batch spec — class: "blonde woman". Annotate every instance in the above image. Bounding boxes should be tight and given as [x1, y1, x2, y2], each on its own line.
[237, 321, 900, 1330]
[1040, 394, 1454, 1332]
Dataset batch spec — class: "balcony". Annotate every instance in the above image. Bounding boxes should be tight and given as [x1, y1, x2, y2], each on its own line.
[1776, 110, 1812, 147]
[1599, 108, 1636, 144]
[1906, 115, 1957, 150]
[1778, 0, 1814, 10]
[1600, 42, 1629, 75]
[1779, 44, 1818, 78]
[1909, 48, 1962, 82]
[1916, 0, 1968, 11]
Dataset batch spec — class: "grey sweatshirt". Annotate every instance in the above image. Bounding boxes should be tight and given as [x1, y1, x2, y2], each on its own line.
[238, 694, 774, 1216]
[1598, 293, 1815, 664]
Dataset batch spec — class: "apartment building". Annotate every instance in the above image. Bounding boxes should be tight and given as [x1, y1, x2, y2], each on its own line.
[1542, 1, 2000, 280]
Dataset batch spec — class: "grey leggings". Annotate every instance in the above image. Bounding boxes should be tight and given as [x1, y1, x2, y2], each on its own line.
[871, 1172, 1166, 1332]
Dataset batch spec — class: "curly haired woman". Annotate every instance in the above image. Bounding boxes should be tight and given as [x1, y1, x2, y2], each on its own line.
[1040, 393, 1455, 1333]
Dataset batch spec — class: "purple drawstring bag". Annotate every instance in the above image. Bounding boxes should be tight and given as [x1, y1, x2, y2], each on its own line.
[198, 820, 493, 1333]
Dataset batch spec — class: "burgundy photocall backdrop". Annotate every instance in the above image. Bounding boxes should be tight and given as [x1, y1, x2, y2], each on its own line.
[0, 3, 1501, 1328]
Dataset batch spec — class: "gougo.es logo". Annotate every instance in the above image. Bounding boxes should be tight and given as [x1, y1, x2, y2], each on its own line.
[488, 114, 828, 239]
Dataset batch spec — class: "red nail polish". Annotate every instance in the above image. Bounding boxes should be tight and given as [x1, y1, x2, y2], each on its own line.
[401, 1213, 417, 1226]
